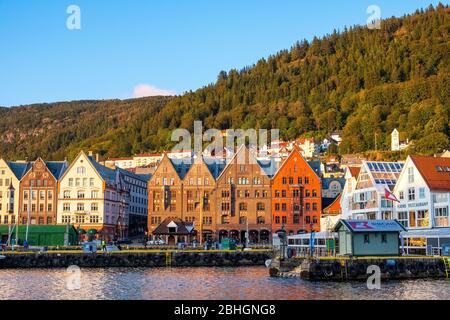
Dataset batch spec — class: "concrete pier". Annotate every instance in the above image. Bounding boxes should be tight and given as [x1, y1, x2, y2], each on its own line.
[270, 257, 449, 281]
[0, 250, 272, 269]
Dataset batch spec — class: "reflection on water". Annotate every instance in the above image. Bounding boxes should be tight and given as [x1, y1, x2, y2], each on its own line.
[0, 267, 448, 300]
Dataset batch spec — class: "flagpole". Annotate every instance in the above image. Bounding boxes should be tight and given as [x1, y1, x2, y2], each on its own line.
[25, 181, 32, 243]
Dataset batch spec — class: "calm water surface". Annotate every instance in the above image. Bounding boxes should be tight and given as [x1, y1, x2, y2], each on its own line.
[0, 267, 448, 300]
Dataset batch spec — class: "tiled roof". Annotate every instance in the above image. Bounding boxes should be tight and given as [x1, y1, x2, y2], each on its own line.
[257, 158, 280, 178]
[152, 217, 194, 235]
[45, 161, 68, 180]
[307, 160, 321, 176]
[348, 166, 361, 178]
[169, 158, 193, 180]
[410, 156, 450, 192]
[323, 194, 342, 215]
[203, 157, 227, 179]
[7, 161, 31, 180]
[88, 156, 118, 185]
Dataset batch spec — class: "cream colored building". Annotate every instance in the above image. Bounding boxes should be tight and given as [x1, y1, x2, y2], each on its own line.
[0, 159, 29, 227]
[57, 151, 128, 240]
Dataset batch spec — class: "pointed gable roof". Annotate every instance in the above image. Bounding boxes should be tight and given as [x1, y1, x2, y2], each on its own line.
[272, 145, 321, 180]
[217, 144, 270, 181]
[410, 155, 450, 192]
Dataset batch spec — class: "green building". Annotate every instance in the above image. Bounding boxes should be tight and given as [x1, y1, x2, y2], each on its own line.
[333, 220, 406, 257]
[0, 225, 78, 246]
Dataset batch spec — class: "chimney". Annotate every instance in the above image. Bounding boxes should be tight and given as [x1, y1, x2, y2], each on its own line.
[96, 153, 99, 162]
[88, 151, 93, 157]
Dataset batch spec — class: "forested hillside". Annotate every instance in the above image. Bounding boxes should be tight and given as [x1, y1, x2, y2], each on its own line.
[1, 4, 448, 161]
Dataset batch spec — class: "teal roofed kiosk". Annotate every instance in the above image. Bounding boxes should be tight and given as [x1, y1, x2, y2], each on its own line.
[333, 220, 406, 257]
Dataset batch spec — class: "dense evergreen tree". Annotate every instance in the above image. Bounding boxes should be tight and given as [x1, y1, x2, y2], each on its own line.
[0, 4, 448, 160]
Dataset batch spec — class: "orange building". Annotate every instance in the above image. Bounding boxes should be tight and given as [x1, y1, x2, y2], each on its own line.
[271, 146, 321, 234]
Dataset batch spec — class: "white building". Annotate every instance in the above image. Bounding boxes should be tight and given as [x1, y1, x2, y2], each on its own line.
[393, 155, 450, 255]
[346, 161, 404, 220]
[340, 166, 361, 220]
[391, 128, 409, 151]
[57, 151, 149, 240]
[296, 138, 318, 159]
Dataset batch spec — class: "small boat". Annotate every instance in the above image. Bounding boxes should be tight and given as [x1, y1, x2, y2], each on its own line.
[0, 255, 6, 260]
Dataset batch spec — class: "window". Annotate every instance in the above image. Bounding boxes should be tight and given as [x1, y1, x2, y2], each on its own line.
[47, 203, 52, 212]
[47, 217, 53, 224]
[91, 203, 99, 212]
[23, 190, 29, 200]
[77, 191, 85, 199]
[91, 190, 99, 198]
[364, 234, 370, 244]
[239, 203, 247, 212]
[306, 203, 311, 211]
[239, 216, 247, 225]
[62, 215, 71, 223]
[399, 191, 404, 200]
[68, 178, 73, 187]
[75, 216, 84, 224]
[63, 203, 70, 212]
[419, 188, 425, 199]
[39, 203, 44, 212]
[90, 215, 99, 224]
[398, 211, 408, 228]
[63, 191, 70, 199]
[48, 191, 53, 200]
[312, 190, 317, 197]
[257, 216, 265, 224]
[77, 166, 86, 175]
[40, 191, 45, 201]
[281, 203, 286, 212]
[83, 178, 88, 187]
[312, 203, 318, 211]
[275, 203, 280, 211]
[275, 216, 280, 224]
[434, 207, 449, 227]
[282, 177, 287, 185]
[90, 178, 95, 186]
[408, 167, 414, 183]
[221, 215, 230, 224]
[281, 190, 286, 198]
[304, 177, 309, 184]
[408, 188, 415, 201]
[293, 214, 300, 224]
[381, 234, 387, 243]
[275, 190, 280, 198]
[75, 178, 80, 186]
[417, 210, 429, 227]
[38, 217, 44, 225]
[77, 203, 84, 212]
[282, 216, 287, 224]
[305, 190, 310, 197]
[257, 202, 265, 211]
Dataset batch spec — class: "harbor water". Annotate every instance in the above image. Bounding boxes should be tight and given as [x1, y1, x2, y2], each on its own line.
[0, 266, 449, 300]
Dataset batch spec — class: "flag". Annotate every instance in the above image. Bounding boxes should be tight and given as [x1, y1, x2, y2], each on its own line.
[385, 188, 400, 203]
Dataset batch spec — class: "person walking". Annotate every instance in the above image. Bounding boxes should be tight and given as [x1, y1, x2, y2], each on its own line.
[101, 239, 107, 252]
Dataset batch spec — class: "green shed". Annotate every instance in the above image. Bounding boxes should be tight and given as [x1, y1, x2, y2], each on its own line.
[0, 225, 78, 246]
[333, 220, 406, 257]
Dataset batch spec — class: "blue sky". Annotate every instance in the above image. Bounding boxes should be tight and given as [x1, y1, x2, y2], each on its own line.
[0, 0, 444, 107]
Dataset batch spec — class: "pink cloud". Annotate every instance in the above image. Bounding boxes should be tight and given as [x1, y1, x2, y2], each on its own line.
[132, 84, 176, 98]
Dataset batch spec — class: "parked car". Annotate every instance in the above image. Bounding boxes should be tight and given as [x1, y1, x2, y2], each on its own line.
[147, 239, 165, 245]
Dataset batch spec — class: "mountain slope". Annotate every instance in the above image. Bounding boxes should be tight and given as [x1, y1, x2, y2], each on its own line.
[1, 4, 449, 160]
